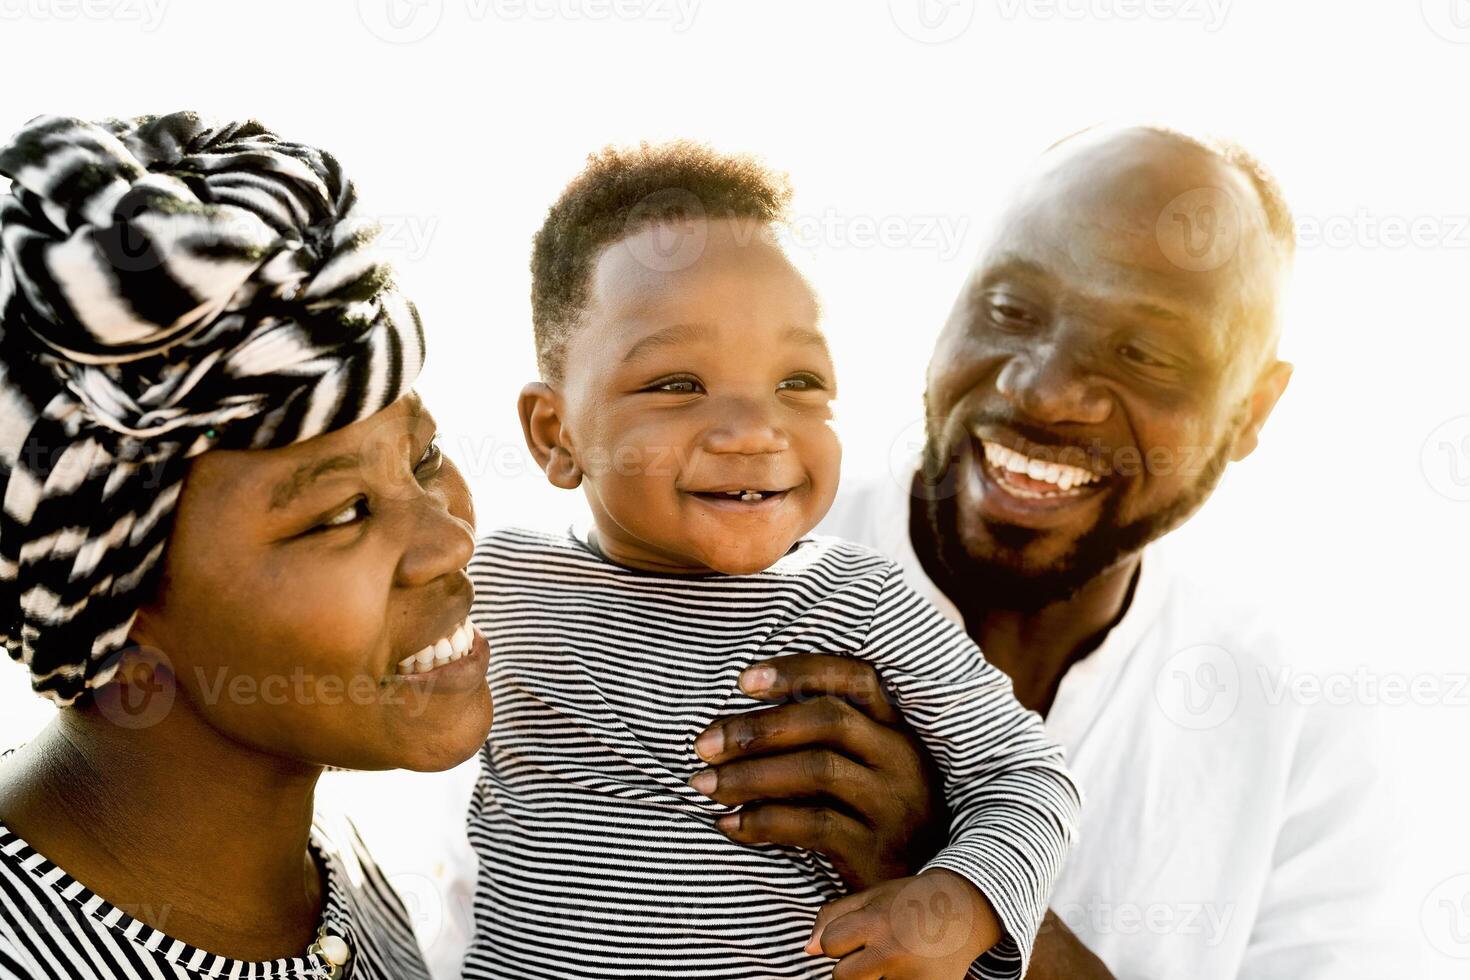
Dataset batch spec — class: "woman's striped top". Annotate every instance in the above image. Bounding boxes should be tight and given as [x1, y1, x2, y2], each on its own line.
[462, 526, 1081, 980]
[0, 810, 432, 980]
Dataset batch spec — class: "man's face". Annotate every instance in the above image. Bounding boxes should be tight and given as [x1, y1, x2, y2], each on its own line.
[921, 130, 1289, 604]
[554, 216, 841, 575]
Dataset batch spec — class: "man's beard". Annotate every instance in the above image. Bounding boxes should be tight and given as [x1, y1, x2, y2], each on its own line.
[913, 425, 1237, 614]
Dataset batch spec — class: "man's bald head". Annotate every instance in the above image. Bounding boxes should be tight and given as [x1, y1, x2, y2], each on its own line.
[1016, 124, 1294, 376]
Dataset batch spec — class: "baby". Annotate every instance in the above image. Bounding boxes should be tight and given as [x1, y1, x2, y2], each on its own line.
[462, 144, 1080, 980]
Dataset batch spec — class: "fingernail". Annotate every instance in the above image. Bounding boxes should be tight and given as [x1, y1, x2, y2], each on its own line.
[689, 770, 717, 796]
[740, 665, 776, 694]
[804, 931, 822, 955]
[694, 727, 724, 760]
[715, 813, 740, 833]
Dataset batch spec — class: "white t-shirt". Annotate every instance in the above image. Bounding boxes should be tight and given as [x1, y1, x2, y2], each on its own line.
[817, 472, 1406, 980]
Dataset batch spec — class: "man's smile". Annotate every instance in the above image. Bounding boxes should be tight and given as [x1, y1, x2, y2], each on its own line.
[964, 432, 1112, 528]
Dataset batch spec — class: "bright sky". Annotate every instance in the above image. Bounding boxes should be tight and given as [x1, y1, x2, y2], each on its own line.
[0, 2, 1466, 975]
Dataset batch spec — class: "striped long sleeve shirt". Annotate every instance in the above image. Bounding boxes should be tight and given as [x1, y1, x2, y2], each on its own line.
[463, 527, 1081, 980]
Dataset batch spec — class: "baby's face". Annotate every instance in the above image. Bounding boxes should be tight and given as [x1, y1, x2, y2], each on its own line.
[557, 216, 840, 575]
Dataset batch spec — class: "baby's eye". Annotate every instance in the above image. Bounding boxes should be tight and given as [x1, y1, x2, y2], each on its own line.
[777, 373, 826, 392]
[646, 377, 704, 394]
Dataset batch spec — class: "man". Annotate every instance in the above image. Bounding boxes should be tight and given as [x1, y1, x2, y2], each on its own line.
[815, 125, 1400, 978]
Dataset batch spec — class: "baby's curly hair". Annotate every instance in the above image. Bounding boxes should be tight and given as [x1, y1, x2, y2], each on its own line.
[530, 141, 792, 382]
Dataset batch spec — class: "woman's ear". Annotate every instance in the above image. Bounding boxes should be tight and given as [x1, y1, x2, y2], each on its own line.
[518, 382, 582, 490]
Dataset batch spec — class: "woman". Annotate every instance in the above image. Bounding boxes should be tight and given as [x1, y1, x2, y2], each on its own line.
[0, 112, 492, 978]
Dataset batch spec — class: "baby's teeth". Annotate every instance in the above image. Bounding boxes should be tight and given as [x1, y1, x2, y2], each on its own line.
[415, 646, 436, 668]
[433, 637, 453, 663]
[398, 656, 418, 675]
[451, 623, 471, 656]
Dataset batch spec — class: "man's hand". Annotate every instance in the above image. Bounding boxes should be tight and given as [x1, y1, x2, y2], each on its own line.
[805, 869, 1002, 979]
[688, 653, 949, 890]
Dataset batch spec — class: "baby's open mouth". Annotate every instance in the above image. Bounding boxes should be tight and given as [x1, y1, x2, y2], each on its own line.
[687, 488, 791, 504]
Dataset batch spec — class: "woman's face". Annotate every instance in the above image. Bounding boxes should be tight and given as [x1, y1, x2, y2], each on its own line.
[129, 392, 493, 772]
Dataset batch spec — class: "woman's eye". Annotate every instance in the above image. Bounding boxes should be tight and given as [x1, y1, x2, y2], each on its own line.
[319, 498, 369, 531]
[416, 437, 444, 479]
[777, 373, 826, 392]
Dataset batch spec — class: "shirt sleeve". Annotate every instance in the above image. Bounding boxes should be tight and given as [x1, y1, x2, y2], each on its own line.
[859, 564, 1082, 980]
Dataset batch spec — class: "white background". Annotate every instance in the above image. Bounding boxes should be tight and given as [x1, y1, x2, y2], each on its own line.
[0, 1, 1467, 976]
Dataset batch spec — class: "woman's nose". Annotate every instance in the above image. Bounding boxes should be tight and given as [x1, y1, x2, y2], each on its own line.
[395, 496, 475, 589]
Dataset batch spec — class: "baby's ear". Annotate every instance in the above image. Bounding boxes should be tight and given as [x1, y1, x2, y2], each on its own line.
[518, 382, 582, 490]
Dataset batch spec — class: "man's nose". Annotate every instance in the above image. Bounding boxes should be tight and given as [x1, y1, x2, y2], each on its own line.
[995, 342, 1112, 426]
[701, 396, 791, 455]
[395, 496, 476, 589]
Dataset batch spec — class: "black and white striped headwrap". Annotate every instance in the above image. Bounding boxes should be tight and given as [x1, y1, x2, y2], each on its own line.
[0, 112, 425, 705]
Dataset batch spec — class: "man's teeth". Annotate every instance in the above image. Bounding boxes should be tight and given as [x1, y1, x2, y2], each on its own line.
[981, 439, 1100, 493]
[397, 616, 476, 675]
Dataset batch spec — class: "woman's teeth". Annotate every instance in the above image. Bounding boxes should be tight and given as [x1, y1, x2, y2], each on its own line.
[981, 439, 1101, 494]
[397, 616, 476, 675]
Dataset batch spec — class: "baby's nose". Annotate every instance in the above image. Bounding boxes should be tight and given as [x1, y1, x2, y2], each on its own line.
[700, 399, 791, 455]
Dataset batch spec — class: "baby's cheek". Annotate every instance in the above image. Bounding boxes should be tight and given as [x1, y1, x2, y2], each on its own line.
[797, 423, 842, 512]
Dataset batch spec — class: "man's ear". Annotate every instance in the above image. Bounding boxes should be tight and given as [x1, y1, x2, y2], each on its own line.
[518, 382, 582, 490]
[1230, 359, 1293, 462]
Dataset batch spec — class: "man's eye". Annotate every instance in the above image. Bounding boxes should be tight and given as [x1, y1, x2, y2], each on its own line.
[318, 498, 369, 531]
[416, 437, 444, 478]
[777, 373, 826, 392]
[1119, 343, 1169, 368]
[986, 294, 1040, 329]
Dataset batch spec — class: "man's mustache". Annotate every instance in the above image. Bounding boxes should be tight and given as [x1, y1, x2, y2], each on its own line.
[949, 410, 1119, 466]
